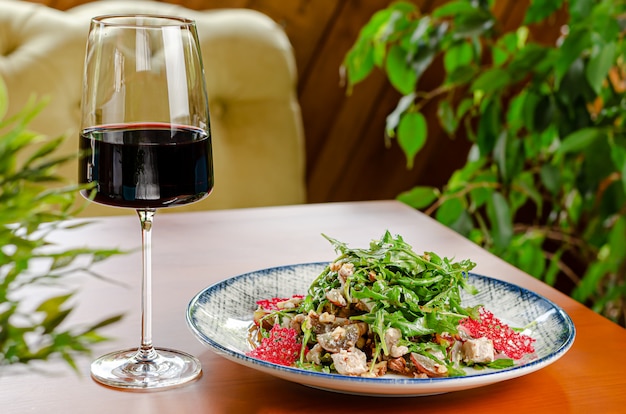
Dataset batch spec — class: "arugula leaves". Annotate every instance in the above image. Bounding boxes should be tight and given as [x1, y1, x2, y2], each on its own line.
[304, 231, 478, 341]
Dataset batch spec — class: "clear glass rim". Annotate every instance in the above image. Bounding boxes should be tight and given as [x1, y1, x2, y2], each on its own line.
[91, 14, 195, 28]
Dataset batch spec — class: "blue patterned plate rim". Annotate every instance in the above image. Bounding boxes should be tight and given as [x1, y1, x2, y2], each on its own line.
[186, 262, 576, 396]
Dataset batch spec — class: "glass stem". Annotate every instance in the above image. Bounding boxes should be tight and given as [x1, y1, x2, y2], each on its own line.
[137, 208, 158, 362]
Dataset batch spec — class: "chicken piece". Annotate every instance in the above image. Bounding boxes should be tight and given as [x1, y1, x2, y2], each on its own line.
[326, 288, 347, 307]
[462, 337, 495, 364]
[331, 347, 368, 376]
[410, 352, 448, 378]
[384, 327, 402, 346]
[276, 296, 303, 310]
[390, 344, 409, 358]
[305, 343, 323, 365]
[383, 327, 409, 357]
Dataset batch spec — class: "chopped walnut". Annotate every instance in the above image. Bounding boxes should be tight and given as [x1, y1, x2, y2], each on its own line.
[387, 357, 407, 373]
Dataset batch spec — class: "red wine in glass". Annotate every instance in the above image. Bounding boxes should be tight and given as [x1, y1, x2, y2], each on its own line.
[80, 123, 214, 209]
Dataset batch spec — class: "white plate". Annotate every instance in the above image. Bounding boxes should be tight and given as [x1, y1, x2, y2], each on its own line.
[186, 263, 575, 396]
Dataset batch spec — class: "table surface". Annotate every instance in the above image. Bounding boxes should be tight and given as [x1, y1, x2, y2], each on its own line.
[1, 200, 624, 413]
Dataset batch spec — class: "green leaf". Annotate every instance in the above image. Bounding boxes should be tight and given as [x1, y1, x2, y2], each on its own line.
[564, 188, 583, 225]
[533, 94, 556, 133]
[486, 192, 513, 251]
[507, 44, 551, 80]
[544, 249, 564, 286]
[512, 171, 542, 214]
[84, 314, 125, 332]
[444, 41, 475, 74]
[486, 359, 515, 369]
[493, 131, 524, 185]
[50, 254, 77, 270]
[493, 32, 519, 67]
[408, 16, 432, 47]
[435, 197, 465, 227]
[456, 98, 473, 120]
[476, 99, 501, 156]
[506, 92, 526, 134]
[573, 260, 611, 302]
[568, 0, 594, 22]
[343, 39, 375, 91]
[397, 186, 438, 209]
[446, 64, 479, 85]
[448, 209, 474, 237]
[409, 45, 437, 86]
[386, 45, 418, 95]
[558, 57, 592, 107]
[433, 1, 477, 18]
[609, 142, 626, 194]
[524, 0, 564, 24]
[437, 100, 457, 135]
[24, 137, 64, 167]
[386, 93, 415, 137]
[540, 163, 562, 196]
[556, 128, 604, 155]
[448, 158, 487, 191]
[343, 3, 416, 89]
[470, 68, 511, 94]
[608, 216, 626, 261]
[468, 171, 496, 209]
[513, 238, 546, 279]
[36, 294, 74, 334]
[590, 5, 621, 43]
[555, 27, 591, 85]
[453, 7, 495, 38]
[397, 112, 427, 168]
[586, 42, 616, 94]
[36, 293, 73, 314]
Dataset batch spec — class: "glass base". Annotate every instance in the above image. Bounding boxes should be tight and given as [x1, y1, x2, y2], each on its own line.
[91, 347, 202, 391]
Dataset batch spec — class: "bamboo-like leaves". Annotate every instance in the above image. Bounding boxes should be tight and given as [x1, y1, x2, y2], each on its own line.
[0, 77, 125, 370]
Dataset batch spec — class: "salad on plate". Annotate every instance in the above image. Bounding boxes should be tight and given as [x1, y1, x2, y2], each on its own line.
[247, 231, 536, 379]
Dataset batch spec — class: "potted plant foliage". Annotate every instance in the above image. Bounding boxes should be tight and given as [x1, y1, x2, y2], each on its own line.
[343, 0, 625, 325]
[0, 77, 123, 369]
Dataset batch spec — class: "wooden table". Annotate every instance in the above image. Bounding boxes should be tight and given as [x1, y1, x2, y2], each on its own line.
[1, 200, 624, 413]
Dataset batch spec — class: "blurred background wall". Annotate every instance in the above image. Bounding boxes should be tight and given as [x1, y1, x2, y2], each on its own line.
[23, 0, 560, 205]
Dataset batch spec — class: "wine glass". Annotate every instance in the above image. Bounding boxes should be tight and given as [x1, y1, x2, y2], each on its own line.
[78, 14, 213, 390]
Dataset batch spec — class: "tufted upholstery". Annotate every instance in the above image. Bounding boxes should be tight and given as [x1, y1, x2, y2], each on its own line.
[0, 0, 306, 216]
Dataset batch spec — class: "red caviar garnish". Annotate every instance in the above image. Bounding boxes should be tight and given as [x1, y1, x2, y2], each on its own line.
[246, 324, 301, 366]
[459, 307, 535, 360]
[256, 295, 304, 311]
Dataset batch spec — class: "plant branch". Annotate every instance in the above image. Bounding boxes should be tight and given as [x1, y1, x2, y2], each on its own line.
[543, 251, 581, 285]
[512, 223, 591, 253]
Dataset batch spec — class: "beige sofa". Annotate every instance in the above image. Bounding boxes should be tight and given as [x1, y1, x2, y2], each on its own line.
[0, 0, 306, 216]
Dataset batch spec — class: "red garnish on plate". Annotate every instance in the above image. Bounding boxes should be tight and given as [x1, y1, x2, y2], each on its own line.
[246, 324, 301, 366]
[459, 307, 535, 360]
